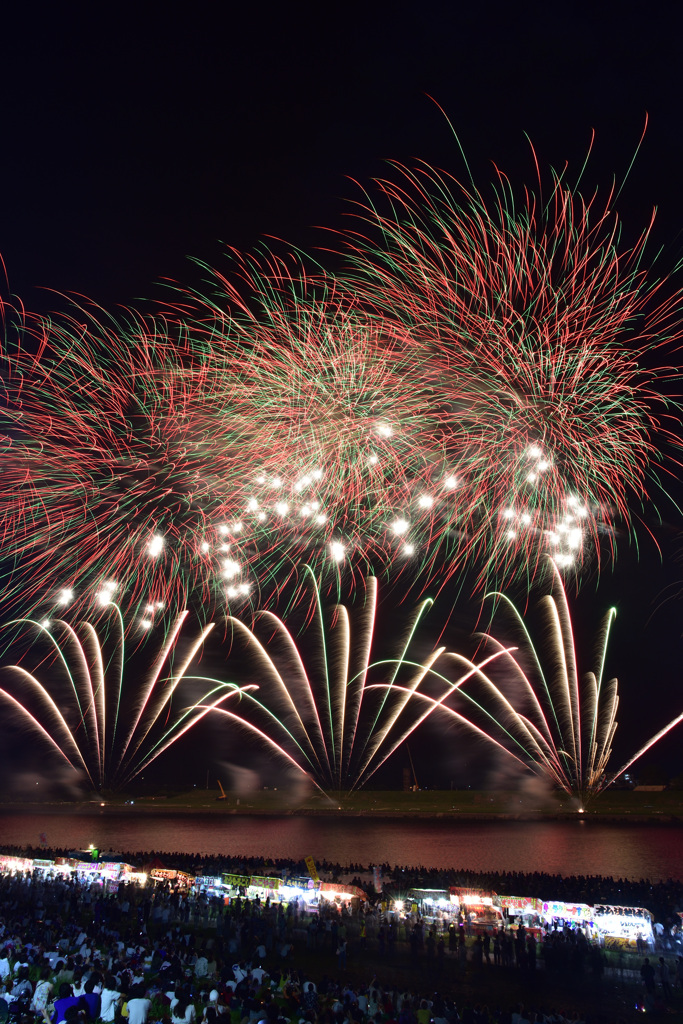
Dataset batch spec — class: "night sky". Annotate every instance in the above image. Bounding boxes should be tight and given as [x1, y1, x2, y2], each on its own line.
[2, 2, 683, 792]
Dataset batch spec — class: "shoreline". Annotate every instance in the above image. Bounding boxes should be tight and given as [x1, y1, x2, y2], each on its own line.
[0, 796, 682, 825]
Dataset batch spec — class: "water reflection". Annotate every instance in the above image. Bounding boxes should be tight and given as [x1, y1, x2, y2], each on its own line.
[0, 812, 679, 882]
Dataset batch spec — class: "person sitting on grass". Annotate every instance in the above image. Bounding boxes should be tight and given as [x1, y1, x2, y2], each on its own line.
[99, 976, 123, 1023]
[126, 984, 152, 1024]
[171, 996, 196, 1024]
[50, 983, 81, 1024]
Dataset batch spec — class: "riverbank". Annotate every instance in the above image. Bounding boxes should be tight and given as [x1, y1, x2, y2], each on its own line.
[2, 787, 682, 822]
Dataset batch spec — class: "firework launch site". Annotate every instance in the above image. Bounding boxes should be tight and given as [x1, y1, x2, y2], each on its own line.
[7, 788, 683, 824]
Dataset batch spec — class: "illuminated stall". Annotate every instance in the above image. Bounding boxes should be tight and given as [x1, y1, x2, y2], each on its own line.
[499, 896, 543, 928]
[53, 856, 145, 889]
[408, 889, 453, 922]
[31, 858, 56, 874]
[449, 888, 504, 930]
[0, 854, 34, 874]
[149, 867, 194, 887]
[267, 877, 366, 908]
[318, 880, 366, 904]
[278, 880, 318, 908]
[221, 872, 251, 894]
[46, 858, 74, 878]
[592, 904, 654, 949]
[220, 872, 365, 908]
[541, 900, 592, 932]
[247, 875, 281, 900]
[194, 875, 225, 897]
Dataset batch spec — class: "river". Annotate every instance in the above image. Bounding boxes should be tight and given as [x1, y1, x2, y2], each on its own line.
[0, 810, 680, 882]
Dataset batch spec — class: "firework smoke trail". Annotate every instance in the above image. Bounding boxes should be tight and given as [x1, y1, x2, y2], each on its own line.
[336, 150, 683, 591]
[0, 605, 249, 791]
[206, 573, 444, 793]
[426, 560, 683, 802]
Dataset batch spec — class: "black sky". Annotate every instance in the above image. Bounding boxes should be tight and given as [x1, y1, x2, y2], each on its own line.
[4, 3, 683, 312]
[2, 1, 683, 787]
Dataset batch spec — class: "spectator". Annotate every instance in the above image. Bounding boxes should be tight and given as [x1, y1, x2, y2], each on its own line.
[127, 984, 151, 1024]
[99, 976, 122, 1023]
[51, 984, 81, 1024]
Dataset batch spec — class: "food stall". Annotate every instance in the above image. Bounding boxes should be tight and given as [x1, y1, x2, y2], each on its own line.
[541, 900, 592, 934]
[592, 904, 655, 950]
[318, 880, 366, 905]
[247, 875, 281, 900]
[195, 874, 226, 897]
[220, 872, 365, 909]
[0, 854, 34, 874]
[408, 889, 453, 924]
[499, 895, 544, 930]
[449, 888, 504, 931]
[149, 866, 194, 887]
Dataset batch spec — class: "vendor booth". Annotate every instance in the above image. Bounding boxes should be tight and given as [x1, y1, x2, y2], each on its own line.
[407, 888, 452, 922]
[450, 888, 504, 931]
[499, 895, 543, 929]
[542, 900, 592, 933]
[592, 904, 655, 950]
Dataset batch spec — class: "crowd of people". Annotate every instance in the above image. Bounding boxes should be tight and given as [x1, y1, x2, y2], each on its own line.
[5, 846, 683, 925]
[0, 846, 680, 1024]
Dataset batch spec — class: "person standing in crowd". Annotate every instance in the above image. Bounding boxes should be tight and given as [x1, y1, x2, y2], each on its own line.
[658, 957, 672, 999]
[641, 958, 656, 997]
[337, 937, 347, 970]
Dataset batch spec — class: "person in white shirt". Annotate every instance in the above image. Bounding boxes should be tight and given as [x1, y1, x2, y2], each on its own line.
[171, 997, 196, 1024]
[12, 968, 33, 1001]
[31, 969, 53, 1015]
[100, 976, 122, 1023]
[126, 985, 151, 1024]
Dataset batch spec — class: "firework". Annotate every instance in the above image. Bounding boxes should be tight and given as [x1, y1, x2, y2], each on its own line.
[2, 141, 682, 622]
[422, 560, 683, 802]
[202, 572, 457, 793]
[337, 151, 683, 590]
[0, 264, 467, 621]
[158, 248, 615, 611]
[1, 295, 262, 619]
[0, 603, 250, 792]
[166, 257, 442, 606]
[0, 279, 425, 620]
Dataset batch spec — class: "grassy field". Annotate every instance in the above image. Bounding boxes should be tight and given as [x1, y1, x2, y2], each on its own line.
[138, 916, 660, 1022]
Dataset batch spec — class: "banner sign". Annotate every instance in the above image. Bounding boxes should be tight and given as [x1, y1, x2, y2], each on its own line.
[305, 856, 319, 882]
